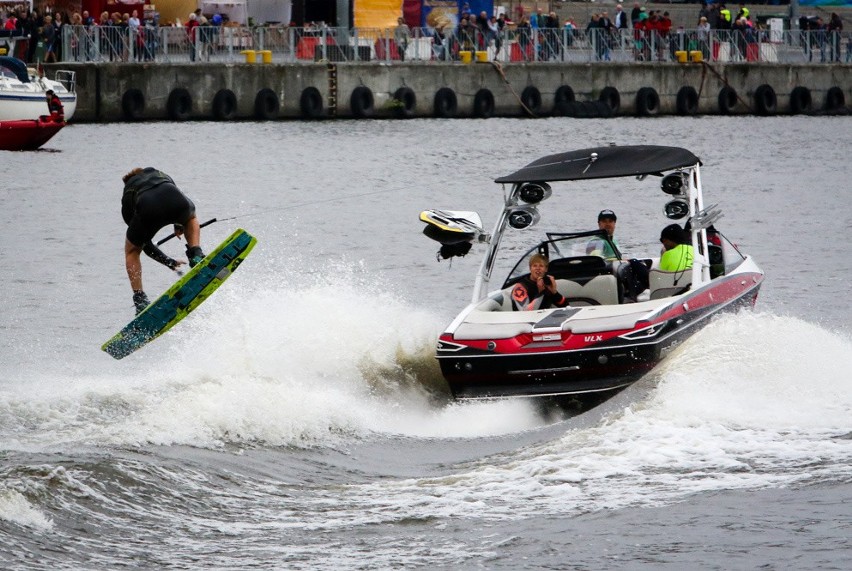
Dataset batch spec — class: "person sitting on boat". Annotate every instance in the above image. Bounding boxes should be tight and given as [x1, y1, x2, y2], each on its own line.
[121, 168, 206, 314]
[659, 224, 694, 272]
[511, 254, 569, 311]
[586, 209, 621, 260]
[44, 90, 64, 122]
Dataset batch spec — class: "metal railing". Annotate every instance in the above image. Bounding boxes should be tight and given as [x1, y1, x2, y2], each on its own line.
[55, 25, 852, 65]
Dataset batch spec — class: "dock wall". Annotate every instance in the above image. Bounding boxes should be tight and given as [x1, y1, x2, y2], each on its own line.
[57, 62, 850, 122]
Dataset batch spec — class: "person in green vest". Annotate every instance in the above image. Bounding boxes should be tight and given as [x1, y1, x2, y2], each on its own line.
[719, 4, 732, 30]
[659, 224, 694, 272]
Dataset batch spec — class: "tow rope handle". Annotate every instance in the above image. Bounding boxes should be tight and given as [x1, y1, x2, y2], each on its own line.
[156, 218, 218, 246]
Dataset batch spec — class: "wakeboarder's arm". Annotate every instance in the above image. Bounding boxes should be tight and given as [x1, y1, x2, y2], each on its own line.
[142, 242, 182, 270]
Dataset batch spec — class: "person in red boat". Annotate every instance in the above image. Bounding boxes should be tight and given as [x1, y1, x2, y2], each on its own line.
[45, 90, 64, 122]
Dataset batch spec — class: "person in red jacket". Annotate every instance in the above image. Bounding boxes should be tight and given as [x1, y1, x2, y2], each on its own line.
[44, 89, 64, 122]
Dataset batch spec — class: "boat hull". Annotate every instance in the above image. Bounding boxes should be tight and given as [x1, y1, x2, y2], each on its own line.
[438, 272, 762, 400]
[0, 92, 77, 121]
[0, 118, 65, 150]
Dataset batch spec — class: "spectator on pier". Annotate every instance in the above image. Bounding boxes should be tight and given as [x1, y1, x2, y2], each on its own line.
[394, 16, 410, 61]
[614, 4, 629, 31]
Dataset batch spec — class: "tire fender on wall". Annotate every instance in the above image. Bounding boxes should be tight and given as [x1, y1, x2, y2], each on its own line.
[122, 88, 145, 121]
[520, 85, 542, 114]
[598, 86, 620, 114]
[473, 88, 495, 119]
[635, 87, 660, 117]
[350, 86, 375, 118]
[788, 86, 812, 115]
[300, 87, 324, 119]
[393, 86, 416, 119]
[675, 86, 699, 115]
[553, 85, 575, 116]
[212, 89, 237, 121]
[825, 86, 846, 111]
[753, 84, 777, 116]
[254, 88, 280, 120]
[433, 87, 458, 118]
[718, 86, 737, 114]
[166, 88, 192, 121]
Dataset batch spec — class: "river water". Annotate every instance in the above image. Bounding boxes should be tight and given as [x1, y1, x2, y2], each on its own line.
[1, 117, 851, 569]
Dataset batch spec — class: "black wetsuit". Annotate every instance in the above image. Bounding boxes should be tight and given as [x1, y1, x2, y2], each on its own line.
[511, 276, 568, 311]
[122, 168, 196, 269]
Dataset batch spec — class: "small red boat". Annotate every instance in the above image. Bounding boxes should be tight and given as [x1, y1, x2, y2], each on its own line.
[0, 116, 65, 151]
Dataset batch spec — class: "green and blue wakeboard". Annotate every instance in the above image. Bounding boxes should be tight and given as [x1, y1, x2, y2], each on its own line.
[102, 228, 257, 359]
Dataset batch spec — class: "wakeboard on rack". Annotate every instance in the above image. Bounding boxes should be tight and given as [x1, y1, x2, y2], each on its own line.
[420, 209, 488, 259]
[102, 228, 257, 359]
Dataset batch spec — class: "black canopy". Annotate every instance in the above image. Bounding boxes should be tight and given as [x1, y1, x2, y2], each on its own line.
[0, 56, 29, 84]
[495, 145, 701, 184]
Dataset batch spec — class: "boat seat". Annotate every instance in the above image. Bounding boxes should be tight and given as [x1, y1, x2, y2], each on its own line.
[648, 269, 692, 300]
[555, 276, 619, 306]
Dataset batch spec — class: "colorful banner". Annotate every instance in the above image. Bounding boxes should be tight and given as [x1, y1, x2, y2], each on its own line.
[354, 0, 404, 29]
[421, 0, 494, 28]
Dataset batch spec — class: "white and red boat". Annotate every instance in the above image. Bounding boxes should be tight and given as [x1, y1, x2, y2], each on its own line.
[421, 145, 764, 402]
[0, 116, 65, 151]
[0, 56, 76, 121]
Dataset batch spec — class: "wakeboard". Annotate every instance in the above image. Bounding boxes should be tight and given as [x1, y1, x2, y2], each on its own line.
[102, 228, 257, 360]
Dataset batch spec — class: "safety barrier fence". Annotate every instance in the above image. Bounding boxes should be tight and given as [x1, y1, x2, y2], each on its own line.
[50, 25, 852, 65]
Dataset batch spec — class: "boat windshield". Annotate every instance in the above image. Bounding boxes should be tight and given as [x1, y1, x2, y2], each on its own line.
[502, 230, 619, 287]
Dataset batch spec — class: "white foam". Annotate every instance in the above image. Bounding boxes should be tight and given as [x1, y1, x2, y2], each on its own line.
[0, 489, 53, 531]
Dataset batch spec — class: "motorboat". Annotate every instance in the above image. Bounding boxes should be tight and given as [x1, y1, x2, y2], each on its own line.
[420, 145, 764, 402]
[0, 56, 76, 121]
[0, 116, 66, 150]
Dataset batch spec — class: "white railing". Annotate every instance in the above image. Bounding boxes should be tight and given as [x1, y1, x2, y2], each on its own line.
[54, 25, 852, 65]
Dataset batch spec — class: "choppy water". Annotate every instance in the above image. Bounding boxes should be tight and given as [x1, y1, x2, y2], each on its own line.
[1, 117, 851, 570]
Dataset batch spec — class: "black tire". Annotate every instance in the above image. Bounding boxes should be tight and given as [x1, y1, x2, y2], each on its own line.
[350, 86, 374, 118]
[825, 86, 846, 111]
[473, 88, 495, 119]
[211, 89, 237, 121]
[598, 86, 621, 114]
[300, 86, 324, 119]
[675, 86, 699, 116]
[553, 85, 575, 116]
[718, 86, 737, 114]
[754, 84, 777, 116]
[121, 88, 145, 121]
[789, 86, 812, 115]
[591, 100, 613, 118]
[254, 88, 279, 120]
[520, 85, 542, 114]
[433, 87, 458, 118]
[393, 86, 416, 119]
[635, 87, 660, 117]
[166, 88, 192, 121]
[558, 101, 581, 118]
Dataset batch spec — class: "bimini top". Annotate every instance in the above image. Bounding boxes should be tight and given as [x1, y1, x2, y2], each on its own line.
[495, 145, 702, 184]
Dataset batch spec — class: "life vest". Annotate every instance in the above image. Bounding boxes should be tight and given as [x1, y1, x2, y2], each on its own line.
[660, 244, 694, 272]
[123, 168, 176, 203]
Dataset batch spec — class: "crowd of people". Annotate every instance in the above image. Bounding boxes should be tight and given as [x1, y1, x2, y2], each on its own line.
[2, 2, 848, 64]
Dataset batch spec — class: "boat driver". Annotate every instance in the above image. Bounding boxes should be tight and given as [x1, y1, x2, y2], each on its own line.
[121, 167, 206, 314]
[586, 209, 621, 260]
[511, 254, 568, 311]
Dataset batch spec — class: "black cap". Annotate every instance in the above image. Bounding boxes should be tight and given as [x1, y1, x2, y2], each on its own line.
[598, 209, 617, 221]
[660, 223, 687, 244]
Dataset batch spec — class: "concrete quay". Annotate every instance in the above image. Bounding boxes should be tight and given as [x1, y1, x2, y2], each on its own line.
[57, 59, 849, 122]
